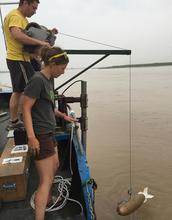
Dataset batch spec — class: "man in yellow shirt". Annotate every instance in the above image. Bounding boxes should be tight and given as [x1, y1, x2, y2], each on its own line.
[4, 0, 50, 130]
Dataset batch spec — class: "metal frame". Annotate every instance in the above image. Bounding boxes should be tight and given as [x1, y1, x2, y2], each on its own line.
[55, 49, 131, 151]
[56, 49, 131, 90]
[0, 2, 19, 49]
[0, 2, 19, 5]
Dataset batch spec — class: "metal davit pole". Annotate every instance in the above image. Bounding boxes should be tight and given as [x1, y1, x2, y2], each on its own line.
[0, 6, 7, 49]
[0, 2, 19, 49]
[0, 2, 19, 6]
[80, 81, 88, 152]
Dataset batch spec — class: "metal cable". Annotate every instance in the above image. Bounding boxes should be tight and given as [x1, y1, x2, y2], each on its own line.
[62, 80, 82, 95]
[59, 32, 129, 50]
[129, 55, 132, 196]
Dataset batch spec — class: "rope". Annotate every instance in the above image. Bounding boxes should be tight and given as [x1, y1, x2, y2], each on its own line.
[30, 175, 83, 213]
[86, 183, 95, 220]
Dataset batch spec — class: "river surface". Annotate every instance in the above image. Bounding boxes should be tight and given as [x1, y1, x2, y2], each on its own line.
[1, 66, 172, 220]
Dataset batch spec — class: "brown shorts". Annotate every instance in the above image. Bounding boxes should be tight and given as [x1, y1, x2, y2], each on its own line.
[35, 133, 57, 160]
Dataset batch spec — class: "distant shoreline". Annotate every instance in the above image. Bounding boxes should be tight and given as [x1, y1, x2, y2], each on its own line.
[1, 62, 172, 72]
[97, 62, 172, 69]
[0, 71, 9, 73]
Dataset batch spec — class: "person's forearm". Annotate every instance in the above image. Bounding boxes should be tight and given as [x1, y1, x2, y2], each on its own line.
[11, 28, 47, 46]
[15, 32, 45, 45]
[54, 108, 66, 119]
[23, 107, 35, 138]
[54, 108, 78, 123]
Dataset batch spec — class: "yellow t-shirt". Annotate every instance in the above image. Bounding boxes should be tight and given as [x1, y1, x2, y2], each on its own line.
[4, 9, 30, 61]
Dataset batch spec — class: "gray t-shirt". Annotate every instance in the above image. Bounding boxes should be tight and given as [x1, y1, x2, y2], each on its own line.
[24, 71, 56, 134]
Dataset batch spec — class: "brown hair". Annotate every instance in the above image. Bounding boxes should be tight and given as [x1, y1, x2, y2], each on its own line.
[40, 47, 69, 66]
[19, 0, 40, 6]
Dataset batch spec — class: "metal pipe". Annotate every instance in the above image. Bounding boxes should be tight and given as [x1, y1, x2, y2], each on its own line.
[65, 49, 131, 55]
[0, 6, 7, 49]
[0, 2, 19, 5]
[0, 2, 19, 50]
[80, 81, 87, 152]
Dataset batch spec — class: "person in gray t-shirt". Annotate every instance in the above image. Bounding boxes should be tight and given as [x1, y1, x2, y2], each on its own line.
[24, 71, 57, 135]
[22, 46, 76, 220]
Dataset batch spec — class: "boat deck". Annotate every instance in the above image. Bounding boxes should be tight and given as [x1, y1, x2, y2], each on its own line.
[0, 113, 9, 154]
[0, 164, 83, 220]
[0, 115, 85, 220]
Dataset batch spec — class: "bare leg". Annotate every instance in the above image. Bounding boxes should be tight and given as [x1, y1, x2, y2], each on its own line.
[47, 148, 59, 204]
[18, 94, 24, 119]
[9, 92, 22, 121]
[34, 152, 59, 220]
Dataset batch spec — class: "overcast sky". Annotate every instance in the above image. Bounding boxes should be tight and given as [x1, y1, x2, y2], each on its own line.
[1, 0, 172, 70]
